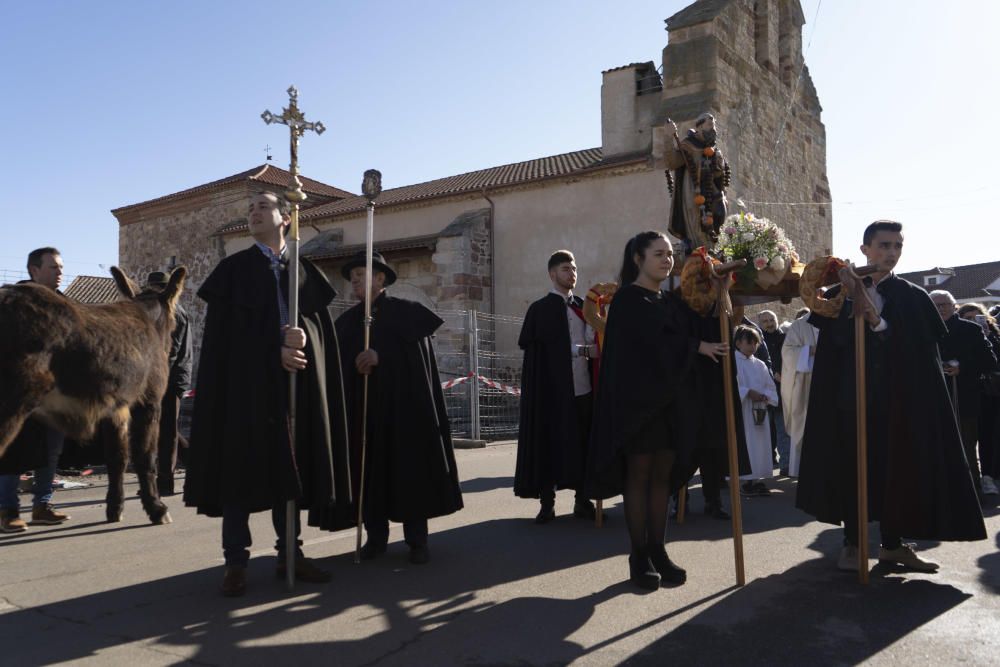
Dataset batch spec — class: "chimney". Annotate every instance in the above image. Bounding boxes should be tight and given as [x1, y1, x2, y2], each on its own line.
[600, 61, 662, 157]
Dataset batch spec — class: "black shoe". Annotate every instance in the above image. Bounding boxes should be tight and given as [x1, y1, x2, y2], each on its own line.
[647, 544, 687, 585]
[221, 566, 247, 597]
[628, 548, 661, 591]
[535, 505, 556, 524]
[360, 541, 387, 561]
[573, 499, 598, 521]
[752, 481, 771, 496]
[705, 502, 730, 520]
[409, 545, 430, 565]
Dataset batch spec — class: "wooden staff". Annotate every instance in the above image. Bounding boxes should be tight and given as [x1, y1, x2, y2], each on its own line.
[676, 483, 687, 524]
[711, 258, 747, 587]
[840, 263, 879, 585]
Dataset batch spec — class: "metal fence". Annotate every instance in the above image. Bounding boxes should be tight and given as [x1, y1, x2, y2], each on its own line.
[327, 300, 524, 441]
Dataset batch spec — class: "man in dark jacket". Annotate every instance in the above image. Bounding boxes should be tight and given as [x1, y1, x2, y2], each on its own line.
[931, 289, 997, 493]
[757, 309, 791, 474]
[0, 247, 71, 533]
[336, 251, 463, 565]
[183, 192, 354, 597]
[145, 271, 192, 496]
[797, 221, 985, 574]
[514, 250, 599, 523]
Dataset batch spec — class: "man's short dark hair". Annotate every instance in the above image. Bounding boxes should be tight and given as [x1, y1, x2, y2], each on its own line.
[548, 250, 575, 271]
[734, 324, 762, 346]
[862, 220, 903, 246]
[255, 191, 292, 216]
[27, 247, 60, 272]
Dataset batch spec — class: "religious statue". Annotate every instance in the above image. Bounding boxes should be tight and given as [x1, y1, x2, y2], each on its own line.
[664, 112, 732, 255]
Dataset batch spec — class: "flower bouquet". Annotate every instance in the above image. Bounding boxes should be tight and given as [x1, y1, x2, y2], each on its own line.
[716, 212, 798, 290]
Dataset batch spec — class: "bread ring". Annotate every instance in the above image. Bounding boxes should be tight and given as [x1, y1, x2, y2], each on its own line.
[680, 250, 719, 316]
[800, 256, 848, 318]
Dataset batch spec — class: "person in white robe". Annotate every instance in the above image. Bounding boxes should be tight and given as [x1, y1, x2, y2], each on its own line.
[781, 308, 819, 477]
[734, 326, 779, 495]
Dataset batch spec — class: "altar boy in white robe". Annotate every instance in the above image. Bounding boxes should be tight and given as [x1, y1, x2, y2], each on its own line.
[734, 325, 779, 496]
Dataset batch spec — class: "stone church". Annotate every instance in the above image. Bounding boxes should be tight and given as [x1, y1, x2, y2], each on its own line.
[114, 0, 830, 364]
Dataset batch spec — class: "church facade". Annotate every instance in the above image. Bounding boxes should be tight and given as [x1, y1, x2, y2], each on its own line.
[114, 0, 830, 363]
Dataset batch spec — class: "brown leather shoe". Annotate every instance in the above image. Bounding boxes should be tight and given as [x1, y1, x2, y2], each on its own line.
[221, 566, 247, 597]
[276, 557, 332, 583]
[1, 509, 28, 534]
[29, 504, 70, 525]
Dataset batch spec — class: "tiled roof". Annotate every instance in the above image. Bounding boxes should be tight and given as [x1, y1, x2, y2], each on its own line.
[213, 147, 647, 235]
[305, 234, 440, 261]
[112, 164, 354, 215]
[898, 260, 1000, 300]
[665, 0, 732, 30]
[64, 276, 120, 304]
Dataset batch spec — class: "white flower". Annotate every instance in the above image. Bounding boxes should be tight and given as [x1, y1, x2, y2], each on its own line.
[769, 256, 785, 272]
[754, 256, 769, 270]
[741, 232, 756, 242]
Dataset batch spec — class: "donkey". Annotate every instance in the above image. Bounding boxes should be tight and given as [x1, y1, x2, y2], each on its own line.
[0, 266, 186, 524]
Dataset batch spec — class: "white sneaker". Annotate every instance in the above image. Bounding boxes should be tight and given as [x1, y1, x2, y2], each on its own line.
[982, 475, 999, 496]
[878, 543, 939, 573]
[837, 545, 859, 571]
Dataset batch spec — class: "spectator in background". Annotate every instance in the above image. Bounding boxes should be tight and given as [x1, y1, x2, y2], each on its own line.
[0, 248, 71, 532]
[931, 290, 996, 495]
[780, 307, 818, 477]
[957, 302, 1000, 496]
[757, 310, 791, 475]
[145, 271, 192, 496]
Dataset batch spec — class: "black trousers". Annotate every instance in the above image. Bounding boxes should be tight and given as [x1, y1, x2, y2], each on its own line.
[540, 393, 592, 507]
[157, 392, 180, 492]
[364, 517, 428, 548]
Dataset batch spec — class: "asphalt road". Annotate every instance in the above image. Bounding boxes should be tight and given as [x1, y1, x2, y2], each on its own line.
[2, 442, 998, 666]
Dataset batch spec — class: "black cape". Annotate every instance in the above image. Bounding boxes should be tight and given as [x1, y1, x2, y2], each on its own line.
[795, 276, 985, 541]
[940, 314, 996, 420]
[586, 285, 701, 499]
[335, 293, 463, 523]
[514, 293, 590, 497]
[183, 247, 354, 530]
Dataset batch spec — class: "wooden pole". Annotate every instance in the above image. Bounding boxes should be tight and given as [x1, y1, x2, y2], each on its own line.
[720, 304, 746, 587]
[851, 274, 870, 585]
[676, 483, 687, 524]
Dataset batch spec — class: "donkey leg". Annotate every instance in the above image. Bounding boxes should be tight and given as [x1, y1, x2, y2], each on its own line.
[102, 410, 129, 523]
[130, 402, 170, 525]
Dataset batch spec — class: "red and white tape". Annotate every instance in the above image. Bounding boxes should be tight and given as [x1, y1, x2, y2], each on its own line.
[440, 373, 521, 397]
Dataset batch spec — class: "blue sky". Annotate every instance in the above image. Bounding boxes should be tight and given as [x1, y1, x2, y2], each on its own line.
[2, 0, 998, 286]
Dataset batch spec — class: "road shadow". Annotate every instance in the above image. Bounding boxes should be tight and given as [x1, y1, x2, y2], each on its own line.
[618, 531, 974, 666]
[458, 475, 514, 494]
[977, 532, 1000, 594]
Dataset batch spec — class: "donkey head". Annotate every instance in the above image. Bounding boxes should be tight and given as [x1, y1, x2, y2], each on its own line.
[110, 266, 187, 337]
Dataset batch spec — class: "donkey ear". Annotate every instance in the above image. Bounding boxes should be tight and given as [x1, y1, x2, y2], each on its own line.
[110, 266, 138, 299]
[162, 266, 187, 308]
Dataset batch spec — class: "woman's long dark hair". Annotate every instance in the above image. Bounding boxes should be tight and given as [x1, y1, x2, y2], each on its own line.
[618, 231, 669, 285]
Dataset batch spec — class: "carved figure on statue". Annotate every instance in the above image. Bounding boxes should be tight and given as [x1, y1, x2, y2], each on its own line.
[664, 113, 732, 255]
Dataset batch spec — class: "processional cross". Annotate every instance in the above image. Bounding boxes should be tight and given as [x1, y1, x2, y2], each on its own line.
[261, 85, 325, 590]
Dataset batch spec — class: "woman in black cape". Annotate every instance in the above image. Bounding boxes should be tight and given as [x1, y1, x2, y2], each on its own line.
[588, 231, 729, 590]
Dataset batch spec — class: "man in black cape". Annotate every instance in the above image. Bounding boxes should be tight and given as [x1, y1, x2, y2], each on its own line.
[514, 250, 600, 523]
[336, 251, 463, 565]
[796, 220, 986, 574]
[184, 192, 354, 597]
[930, 289, 997, 494]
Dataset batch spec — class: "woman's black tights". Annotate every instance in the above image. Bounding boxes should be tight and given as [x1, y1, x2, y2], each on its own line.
[623, 450, 675, 551]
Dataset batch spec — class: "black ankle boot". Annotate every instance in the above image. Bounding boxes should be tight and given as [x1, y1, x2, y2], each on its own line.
[648, 544, 687, 585]
[628, 547, 661, 590]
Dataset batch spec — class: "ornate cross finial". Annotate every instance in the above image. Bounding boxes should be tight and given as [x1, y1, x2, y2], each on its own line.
[261, 85, 326, 202]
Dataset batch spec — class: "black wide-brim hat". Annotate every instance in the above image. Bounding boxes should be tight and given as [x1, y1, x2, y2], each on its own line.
[341, 250, 397, 286]
[146, 271, 169, 288]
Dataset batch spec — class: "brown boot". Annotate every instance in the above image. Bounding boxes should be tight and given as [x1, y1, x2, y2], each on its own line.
[1, 509, 28, 534]
[30, 504, 70, 525]
[221, 566, 247, 597]
[276, 556, 332, 583]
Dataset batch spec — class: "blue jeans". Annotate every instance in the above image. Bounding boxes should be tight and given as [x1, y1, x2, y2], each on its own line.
[0, 428, 64, 511]
[222, 503, 303, 567]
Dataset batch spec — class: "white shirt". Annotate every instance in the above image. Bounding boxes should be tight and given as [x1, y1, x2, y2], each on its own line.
[864, 273, 890, 333]
[552, 289, 594, 396]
